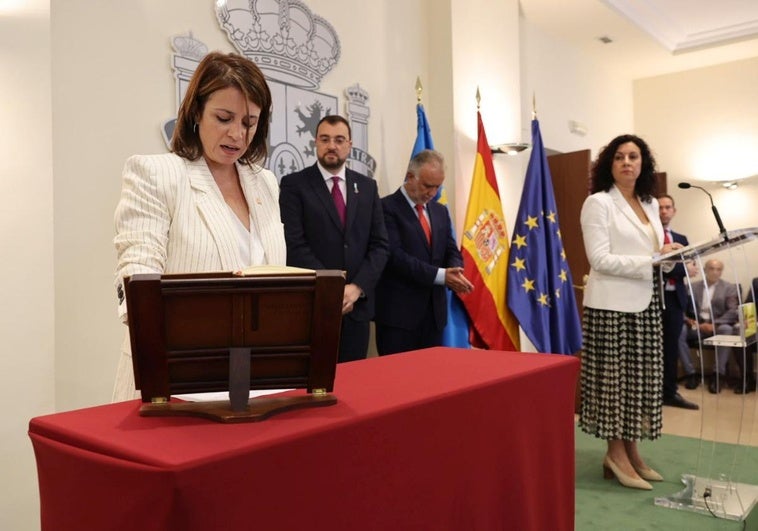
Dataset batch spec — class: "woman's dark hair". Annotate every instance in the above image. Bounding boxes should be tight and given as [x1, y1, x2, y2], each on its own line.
[171, 52, 272, 166]
[590, 134, 658, 202]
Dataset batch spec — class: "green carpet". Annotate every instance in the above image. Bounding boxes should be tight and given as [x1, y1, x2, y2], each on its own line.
[575, 426, 758, 530]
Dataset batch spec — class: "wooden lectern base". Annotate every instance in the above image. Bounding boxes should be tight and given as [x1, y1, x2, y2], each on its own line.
[139, 394, 337, 423]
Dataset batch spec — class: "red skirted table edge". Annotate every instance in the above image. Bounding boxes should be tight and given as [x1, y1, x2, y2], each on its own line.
[29, 347, 580, 531]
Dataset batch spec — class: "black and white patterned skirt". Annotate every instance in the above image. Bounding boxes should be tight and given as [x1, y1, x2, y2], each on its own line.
[579, 281, 663, 441]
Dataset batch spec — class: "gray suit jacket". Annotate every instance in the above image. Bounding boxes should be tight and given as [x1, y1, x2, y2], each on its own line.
[689, 278, 739, 325]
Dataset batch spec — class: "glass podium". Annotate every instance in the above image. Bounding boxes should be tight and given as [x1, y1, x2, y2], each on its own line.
[654, 227, 758, 521]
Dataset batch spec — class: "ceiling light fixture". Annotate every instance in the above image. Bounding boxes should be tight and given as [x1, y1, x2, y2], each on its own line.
[490, 143, 530, 156]
[722, 181, 738, 190]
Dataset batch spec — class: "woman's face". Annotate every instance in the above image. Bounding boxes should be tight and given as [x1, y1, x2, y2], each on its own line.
[611, 141, 642, 187]
[197, 86, 260, 171]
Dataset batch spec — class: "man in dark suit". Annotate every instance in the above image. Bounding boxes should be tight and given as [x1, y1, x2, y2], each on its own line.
[279, 115, 389, 362]
[658, 195, 698, 409]
[374, 150, 473, 355]
[684, 259, 740, 393]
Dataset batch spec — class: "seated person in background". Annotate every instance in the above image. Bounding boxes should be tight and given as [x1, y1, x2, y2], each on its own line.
[736, 277, 758, 394]
[681, 259, 739, 394]
[679, 261, 700, 389]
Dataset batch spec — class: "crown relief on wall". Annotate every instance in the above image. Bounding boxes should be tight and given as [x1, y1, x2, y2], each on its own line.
[162, 0, 376, 180]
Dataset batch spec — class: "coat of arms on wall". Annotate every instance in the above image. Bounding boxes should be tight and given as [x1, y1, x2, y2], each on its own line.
[162, 0, 376, 180]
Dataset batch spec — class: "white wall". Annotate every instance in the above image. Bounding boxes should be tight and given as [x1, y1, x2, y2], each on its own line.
[519, 18, 635, 158]
[0, 2, 54, 530]
[447, 0, 522, 235]
[635, 58, 758, 290]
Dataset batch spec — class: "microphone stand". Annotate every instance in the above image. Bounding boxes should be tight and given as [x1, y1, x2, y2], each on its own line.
[677, 182, 728, 241]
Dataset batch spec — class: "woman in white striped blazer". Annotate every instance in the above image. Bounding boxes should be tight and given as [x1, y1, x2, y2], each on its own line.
[112, 52, 286, 401]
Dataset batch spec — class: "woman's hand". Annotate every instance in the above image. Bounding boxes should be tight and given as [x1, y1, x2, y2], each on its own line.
[660, 242, 684, 254]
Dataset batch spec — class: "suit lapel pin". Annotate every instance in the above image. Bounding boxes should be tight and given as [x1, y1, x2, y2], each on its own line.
[353, 182, 358, 194]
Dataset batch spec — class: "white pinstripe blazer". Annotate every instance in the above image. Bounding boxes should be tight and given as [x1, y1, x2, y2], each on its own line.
[580, 184, 664, 313]
[114, 153, 286, 319]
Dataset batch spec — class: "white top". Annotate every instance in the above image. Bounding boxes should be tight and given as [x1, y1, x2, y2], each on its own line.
[228, 209, 265, 266]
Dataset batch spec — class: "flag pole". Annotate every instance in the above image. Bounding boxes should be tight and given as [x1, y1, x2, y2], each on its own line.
[415, 76, 423, 103]
[476, 86, 481, 110]
[532, 92, 537, 120]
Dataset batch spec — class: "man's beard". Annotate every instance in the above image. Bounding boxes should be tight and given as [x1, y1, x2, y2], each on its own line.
[318, 151, 345, 172]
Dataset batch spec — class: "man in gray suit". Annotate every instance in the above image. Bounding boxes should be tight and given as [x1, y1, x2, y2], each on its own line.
[682, 259, 739, 393]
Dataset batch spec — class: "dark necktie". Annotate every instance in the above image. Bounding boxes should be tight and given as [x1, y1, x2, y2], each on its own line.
[416, 204, 431, 244]
[664, 230, 675, 286]
[331, 176, 346, 226]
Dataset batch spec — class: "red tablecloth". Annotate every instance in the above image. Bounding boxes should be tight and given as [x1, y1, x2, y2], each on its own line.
[29, 348, 579, 531]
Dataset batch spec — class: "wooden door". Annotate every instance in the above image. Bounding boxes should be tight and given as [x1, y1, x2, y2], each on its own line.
[656, 172, 668, 195]
[548, 149, 591, 413]
[548, 150, 592, 312]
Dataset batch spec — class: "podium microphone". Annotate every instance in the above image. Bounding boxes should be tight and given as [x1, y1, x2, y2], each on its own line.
[677, 182, 728, 237]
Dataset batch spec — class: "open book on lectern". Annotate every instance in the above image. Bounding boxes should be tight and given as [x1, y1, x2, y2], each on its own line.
[703, 302, 757, 348]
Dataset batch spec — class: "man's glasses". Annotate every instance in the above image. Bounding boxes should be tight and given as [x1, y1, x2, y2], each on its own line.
[316, 135, 349, 147]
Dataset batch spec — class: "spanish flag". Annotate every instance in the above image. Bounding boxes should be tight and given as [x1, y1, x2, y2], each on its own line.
[458, 112, 520, 350]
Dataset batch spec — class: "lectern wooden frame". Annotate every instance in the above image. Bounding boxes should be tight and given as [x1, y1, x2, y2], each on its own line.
[125, 269, 345, 423]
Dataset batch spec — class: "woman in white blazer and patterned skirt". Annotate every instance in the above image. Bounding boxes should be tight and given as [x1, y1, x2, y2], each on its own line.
[112, 52, 287, 402]
[579, 134, 683, 490]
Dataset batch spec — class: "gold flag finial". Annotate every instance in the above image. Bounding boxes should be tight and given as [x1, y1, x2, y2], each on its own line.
[532, 93, 537, 120]
[415, 77, 423, 103]
[476, 86, 481, 110]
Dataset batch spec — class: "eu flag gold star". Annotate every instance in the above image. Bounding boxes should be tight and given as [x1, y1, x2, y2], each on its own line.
[513, 234, 527, 249]
[511, 257, 526, 271]
[522, 278, 535, 292]
[525, 215, 539, 230]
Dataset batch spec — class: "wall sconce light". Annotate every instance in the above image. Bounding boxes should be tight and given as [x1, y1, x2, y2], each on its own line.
[490, 143, 530, 156]
[722, 181, 738, 190]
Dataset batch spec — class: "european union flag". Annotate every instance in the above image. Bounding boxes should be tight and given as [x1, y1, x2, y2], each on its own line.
[411, 103, 470, 348]
[506, 119, 582, 354]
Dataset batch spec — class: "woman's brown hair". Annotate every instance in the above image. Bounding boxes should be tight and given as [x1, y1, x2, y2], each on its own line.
[171, 52, 272, 166]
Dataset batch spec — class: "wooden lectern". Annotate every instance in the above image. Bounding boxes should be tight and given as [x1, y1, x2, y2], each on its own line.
[124, 268, 345, 423]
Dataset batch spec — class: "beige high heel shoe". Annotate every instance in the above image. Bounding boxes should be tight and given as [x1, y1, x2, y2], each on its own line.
[602, 456, 653, 490]
[633, 465, 663, 482]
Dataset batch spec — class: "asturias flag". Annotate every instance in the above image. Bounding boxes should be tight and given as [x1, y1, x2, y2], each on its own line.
[458, 112, 520, 350]
[411, 103, 471, 348]
[506, 119, 582, 354]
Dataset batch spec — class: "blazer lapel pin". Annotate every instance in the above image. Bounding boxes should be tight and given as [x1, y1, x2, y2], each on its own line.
[353, 182, 358, 194]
